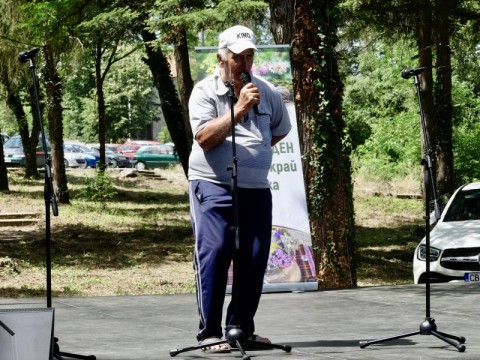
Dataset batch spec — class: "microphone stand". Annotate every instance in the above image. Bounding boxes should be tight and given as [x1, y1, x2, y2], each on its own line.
[170, 80, 291, 359]
[20, 49, 96, 360]
[359, 71, 466, 352]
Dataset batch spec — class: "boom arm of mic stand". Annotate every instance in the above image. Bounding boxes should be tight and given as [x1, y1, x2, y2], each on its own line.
[414, 74, 441, 221]
[27, 57, 58, 217]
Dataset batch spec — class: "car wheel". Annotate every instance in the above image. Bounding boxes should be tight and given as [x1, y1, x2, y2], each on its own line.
[80, 161, 88, 169]
[108, 159, 118, 168]
[135, 162, 146, 171]
[64, 159, 69, 168]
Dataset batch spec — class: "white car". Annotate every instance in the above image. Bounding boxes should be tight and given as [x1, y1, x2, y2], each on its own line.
[413, 182, 480, 284]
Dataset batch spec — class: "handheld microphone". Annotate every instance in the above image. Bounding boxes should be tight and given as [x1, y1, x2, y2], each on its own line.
[401, 67, 427, 79]
[18, 48, 40, 63]
[240, 71, 259, 115]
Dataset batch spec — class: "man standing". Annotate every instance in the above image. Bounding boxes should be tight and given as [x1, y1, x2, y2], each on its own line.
[188, 25, 291, 353]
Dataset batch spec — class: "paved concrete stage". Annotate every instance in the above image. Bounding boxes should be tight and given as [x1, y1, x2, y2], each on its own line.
[1, 282, 478, 359]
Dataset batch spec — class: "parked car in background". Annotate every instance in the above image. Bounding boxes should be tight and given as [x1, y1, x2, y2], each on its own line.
[105, 143, 123, 153]
[63, 143, 93, 168]
[116, 145, 136, 160]
[133, 144, 179, 171]
[122, 140, 160, 160]
[413, 182, 480, 284]
[63, 146, 88, 168]
[64, 143, 97, 168]
[89, 146, 131, 168]
[3, 134, 49, 167]
[124, 140, 161, 149]
[1, 133, 9, 145]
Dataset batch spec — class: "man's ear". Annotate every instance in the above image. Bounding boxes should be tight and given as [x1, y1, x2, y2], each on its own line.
[217, 53, 224, 67]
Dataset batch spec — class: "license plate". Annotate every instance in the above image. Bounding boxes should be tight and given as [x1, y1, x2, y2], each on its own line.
[464, 272, 480, 282]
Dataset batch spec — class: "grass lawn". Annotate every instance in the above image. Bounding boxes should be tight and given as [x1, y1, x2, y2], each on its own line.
[0, 166, 424, 297]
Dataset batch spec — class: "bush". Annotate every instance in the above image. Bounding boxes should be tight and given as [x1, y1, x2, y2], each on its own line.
[77, 170, 117, 208]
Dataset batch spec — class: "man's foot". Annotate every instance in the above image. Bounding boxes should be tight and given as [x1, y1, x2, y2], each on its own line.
[198, 337, 231, 353]
[247, 334, 271, 344]
[231, 334, 273, 351]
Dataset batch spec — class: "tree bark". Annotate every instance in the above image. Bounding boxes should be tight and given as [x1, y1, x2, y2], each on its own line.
[0, 131, 8, 191]
[173, 25, 193, 149]
[43, 43, 70, 203]
[416, 0, 435, 197]
[433, 0, 456, 199]
[95, 42, 107, 171]
[290, 0, 356, 288]
[141, 29, 190, 176]
[6, 88, 39, 178]
[269, 0, 295, 44]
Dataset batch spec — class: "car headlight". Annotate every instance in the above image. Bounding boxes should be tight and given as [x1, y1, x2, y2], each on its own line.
[417, 245, 441, 262]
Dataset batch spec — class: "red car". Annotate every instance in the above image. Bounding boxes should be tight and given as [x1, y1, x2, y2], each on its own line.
[121, 140, 161, 159]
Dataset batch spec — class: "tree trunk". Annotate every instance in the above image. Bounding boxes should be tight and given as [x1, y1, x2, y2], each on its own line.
[173, 25, 193, 149]
[6, 88, 39, 178]
[433, 0, 456, 199]
[269, 0, 295, 44]
[43, 44, 70, 204]
[0, 130, 8, 191]
[416, 0, 435, 197]
[95, 42, 107, 171]
[290, 0, 356, 289]
[141, 29, 190, 176]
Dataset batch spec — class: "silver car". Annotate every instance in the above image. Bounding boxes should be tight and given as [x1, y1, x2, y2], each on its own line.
[413, 182, 480, 284]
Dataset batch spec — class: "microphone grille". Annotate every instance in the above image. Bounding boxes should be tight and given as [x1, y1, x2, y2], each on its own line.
[240, 72, 251, 84]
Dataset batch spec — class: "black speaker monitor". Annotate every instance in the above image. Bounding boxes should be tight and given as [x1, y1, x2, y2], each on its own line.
[0, 308, 54, 360]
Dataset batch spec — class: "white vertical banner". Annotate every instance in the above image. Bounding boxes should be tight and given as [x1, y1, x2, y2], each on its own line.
[194, 45, 317, 292]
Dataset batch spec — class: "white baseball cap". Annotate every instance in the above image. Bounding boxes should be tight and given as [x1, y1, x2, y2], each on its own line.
[218, 25, 257, 54]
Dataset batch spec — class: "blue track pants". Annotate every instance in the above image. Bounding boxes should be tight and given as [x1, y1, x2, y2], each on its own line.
[189, 179, 272, 341]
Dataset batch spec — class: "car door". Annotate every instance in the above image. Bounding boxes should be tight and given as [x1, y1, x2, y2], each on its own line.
[148, 147, 161, 168]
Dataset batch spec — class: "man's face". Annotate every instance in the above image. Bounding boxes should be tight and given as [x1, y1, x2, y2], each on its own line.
[220, 49, 255, 82]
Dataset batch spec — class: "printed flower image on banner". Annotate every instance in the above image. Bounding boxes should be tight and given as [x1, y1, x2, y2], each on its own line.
[267, 228, 298, 271]
[252, 60, 290, 79]
[193, 46, 293, 91]
[265, 226, 316, 284]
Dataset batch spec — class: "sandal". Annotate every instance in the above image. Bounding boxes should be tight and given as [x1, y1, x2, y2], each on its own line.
[231, 334, 273, 351]
[247, 334, 271, 344]
[198, 337, 231, 353]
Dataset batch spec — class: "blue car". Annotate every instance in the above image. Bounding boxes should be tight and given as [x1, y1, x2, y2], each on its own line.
[64, 144, 98, 168]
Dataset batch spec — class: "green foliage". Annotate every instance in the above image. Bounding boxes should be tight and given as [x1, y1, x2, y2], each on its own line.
[149, 0, 268, 36]
[63, 48, 158, 143]
[0, 99, 17, 136]
[342, 31, 480, 184]
[77, 170, 118, 208]
[343, 39, 423, 180]
[451, 78, 480, 185]
[157, 127, 172, 143]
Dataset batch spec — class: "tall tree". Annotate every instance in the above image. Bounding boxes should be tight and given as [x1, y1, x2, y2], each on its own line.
[433, 0, 457, 198]
[0, 0, 41, 179]
[140, 27, 191, 175]
[43, 42, 69, 202]
[16, 0, 81, 202]
[339, 0, 470, 199]
[286, 0, 356, 288]
[74, 4, 140, 169]
[0, 129, 7, 191]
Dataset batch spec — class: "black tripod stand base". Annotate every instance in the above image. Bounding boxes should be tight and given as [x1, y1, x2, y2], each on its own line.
[169, 328, 292, 358]
[54, 337, 97, 360]
[359, 318, 465, 352]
